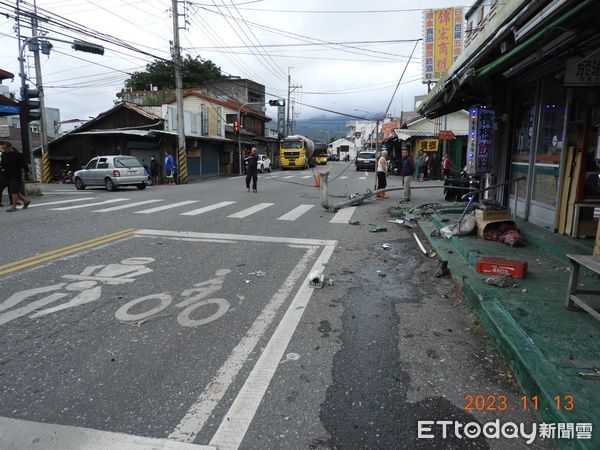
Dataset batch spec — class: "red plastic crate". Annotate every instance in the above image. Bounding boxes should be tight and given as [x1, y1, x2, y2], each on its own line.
[475, 257, 528, 279]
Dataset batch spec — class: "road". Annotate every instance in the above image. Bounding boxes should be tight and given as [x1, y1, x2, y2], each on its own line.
[0, 162, 545, 449]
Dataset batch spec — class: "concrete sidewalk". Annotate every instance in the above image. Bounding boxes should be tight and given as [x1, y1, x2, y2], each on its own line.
[414, 210, 599, 450]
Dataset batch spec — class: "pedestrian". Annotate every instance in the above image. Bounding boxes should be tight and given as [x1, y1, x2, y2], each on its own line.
[419, 151, 430, 181]
[165, 150, 175, 185]
[0, 146, 10, 207]
[442, 154, 453, 179]
[376, 150, 390, 199]
[400, 149, 414, 203]
[0, 141, 30, 212]
[244, 147, 259, 192]
[150, 156, 159, 185]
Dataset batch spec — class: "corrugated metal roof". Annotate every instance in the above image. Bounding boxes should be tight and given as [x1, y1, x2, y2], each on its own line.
[395, 129, 468, 140]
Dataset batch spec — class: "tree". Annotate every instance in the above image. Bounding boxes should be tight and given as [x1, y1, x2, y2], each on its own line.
[124, 55, 224, 91]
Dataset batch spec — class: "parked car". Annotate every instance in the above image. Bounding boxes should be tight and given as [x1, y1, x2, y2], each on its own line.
[355, 151, 377, 171]
[74, 155, 148, 191]
[257, 154, 271, 173]
[329, 153, 339, 161]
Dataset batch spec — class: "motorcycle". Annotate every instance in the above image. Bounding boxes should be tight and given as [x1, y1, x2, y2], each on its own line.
[61, 165, 73, 184]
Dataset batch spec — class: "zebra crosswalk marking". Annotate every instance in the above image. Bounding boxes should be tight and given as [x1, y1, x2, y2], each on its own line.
[277, 204, 314, 221]
[330, 207, 356, 224]
[227, 203, 274, 219]
[30, 197, 95, 207]
[180, 201, 237, 216]
[134, 200, 198, 214]
[50, 198, 130, 211]
[93, 199, 163, 212]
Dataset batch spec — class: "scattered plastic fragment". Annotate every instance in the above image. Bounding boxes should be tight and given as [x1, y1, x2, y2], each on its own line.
[309, 271, 324, 288]
[430, 229, 441, 238]
[413, 233, 427, 255]
[243, 280, 251, 284]
[327, 279, 334, 286]
[382, 243, 391, 250]
[248, 270, 265, 277]
[522, 288, 528, 293]
[369, 225, 387, 233]
[349, 220, 360, 225]
[482, 275, 512, 287]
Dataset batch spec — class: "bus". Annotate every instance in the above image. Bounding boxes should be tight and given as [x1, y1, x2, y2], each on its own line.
[279, 135, 315, 169]
[314, 144, 328, 165]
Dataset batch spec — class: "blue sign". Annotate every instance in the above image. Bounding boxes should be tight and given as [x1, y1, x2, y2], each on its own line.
[0, 105, 20, 115]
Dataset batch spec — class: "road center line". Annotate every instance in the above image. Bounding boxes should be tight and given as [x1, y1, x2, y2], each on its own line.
[169, 245, 319, 443]
[208, 244, 336, 450]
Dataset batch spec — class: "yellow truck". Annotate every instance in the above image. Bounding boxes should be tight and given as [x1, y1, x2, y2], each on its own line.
[279, 135, 315, 170]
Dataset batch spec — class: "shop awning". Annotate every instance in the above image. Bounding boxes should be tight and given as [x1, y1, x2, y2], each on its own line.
[395, 129, 468, 141]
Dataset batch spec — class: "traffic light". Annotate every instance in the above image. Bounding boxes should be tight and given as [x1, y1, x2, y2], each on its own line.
[233, 120, 240, 133]
[21, 86, 41, 122]
[71, 39, 105, 55]
[268, 99, 285, 107]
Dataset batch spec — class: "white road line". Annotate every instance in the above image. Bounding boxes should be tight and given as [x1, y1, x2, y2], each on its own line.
[136, 229, 336, 247]
[300, 175, 312, 179]
[277, 204, 314, 221]
[339, 175, 349, 180]
[49, 198, 129, 211]
[134, 200, 198, 214]
[180, 201, 236, 216]
[0, 416, 214, 450]
[281, 175, 294, 179]
[330, 206, 356, 223]
[92, 199, 163, 212]
[42, 192, 95, 195]
[209, 244, 336, 450]
[227, 203, 274, 219]
[29, 197, 95, 207]
[169, 246, 319, 443]
[359, 176, 367, 180]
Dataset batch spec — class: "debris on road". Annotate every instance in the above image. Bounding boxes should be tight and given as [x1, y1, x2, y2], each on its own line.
[413, 233, 427, 254]
[369, 225, 387, 233]
[349, 220, 360, 225]
[377, 271, 386, 277]
[249, 270, 266, 277]
[309, 271, 325, 288]
[327, 279, 335, 286]
[381, 243, 391, 250]
[440, 213, 476, 238]
[430, 228, 441, 238]
[281, 352, 301, 364]
[482, 275, 513, 287]
[243, 280, 251, 284]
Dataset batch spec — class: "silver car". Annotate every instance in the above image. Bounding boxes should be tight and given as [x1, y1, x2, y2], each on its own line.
[74, 155, 148, 191]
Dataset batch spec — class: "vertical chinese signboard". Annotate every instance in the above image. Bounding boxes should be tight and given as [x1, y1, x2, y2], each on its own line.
[423, 7, 464, 82]
[466, 107, 495, 175]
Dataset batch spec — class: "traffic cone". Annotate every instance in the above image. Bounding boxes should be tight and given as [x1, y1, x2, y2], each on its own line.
[313, 173, 320, 187]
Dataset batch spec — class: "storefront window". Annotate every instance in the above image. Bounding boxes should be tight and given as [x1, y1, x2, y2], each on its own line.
[510, 85, 536, 199]
[531, 78, 566, 206]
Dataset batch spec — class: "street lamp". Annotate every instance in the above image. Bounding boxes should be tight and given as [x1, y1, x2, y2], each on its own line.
[237, 101, 266, 175]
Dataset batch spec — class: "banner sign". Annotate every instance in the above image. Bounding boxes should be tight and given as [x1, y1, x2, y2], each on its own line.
[466, 107, 495, 174]
[0, 105, 20, 115]
[277, 105, 285, 137]
[417, 139, 439, 152]
[382, 120, 401, 139]
[564, 56, 600, 86]
[423, 8, 464, 82]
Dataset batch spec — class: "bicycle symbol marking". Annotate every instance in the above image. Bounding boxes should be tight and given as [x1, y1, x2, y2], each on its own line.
[0, 259, 232, 329]
[115, 268, 231, 327]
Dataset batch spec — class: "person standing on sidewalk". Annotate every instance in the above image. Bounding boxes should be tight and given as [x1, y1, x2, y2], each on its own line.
[400, 149, 414, 203]
[0, 141, 30, 212]
[244, 147, 259, 192]
[376, 150, 390, 199]
[442, 154, 453, 179]
[0, 146, 10, 207]
[165, 150, 175, 185]
[150, 156, 159, 185]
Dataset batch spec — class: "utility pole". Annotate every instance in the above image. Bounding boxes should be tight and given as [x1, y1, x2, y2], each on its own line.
[31, 0, 49, 182]
[286, 67, 301, 136]
[171, 0, 187, 184]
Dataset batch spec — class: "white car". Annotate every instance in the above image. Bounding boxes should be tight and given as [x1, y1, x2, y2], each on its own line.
[257, 155, 271, 173]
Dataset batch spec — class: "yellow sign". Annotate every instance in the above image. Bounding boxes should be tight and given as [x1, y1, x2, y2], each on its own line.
[417, 139, 439, 152]
[423, 8, 463, 81]
[434, 9, 453, 75]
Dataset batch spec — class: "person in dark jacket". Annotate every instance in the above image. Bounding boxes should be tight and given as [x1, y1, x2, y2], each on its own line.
[0, 141, 30, 211]
[400, 149, 414, 202]
[244, 147, 259, 192]
[0, 147, 10, 207]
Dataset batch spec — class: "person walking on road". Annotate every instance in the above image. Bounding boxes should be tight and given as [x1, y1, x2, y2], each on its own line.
[376, 150, 390, 199]
[244, 147, 259, 192]
[419, 151, 429, 181]
[150, 156, 159, 185]
[165, 151, 175, 185]
[400, 149, 414, 203]
[0, 146, 10, 207]
[0, 141, 30, 212]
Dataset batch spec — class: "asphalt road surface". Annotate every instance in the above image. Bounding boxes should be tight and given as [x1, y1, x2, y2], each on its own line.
[0, 162, 547, 449]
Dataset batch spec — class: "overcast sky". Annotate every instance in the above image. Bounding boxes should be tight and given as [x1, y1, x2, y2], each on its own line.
[0, 0, 473, 122]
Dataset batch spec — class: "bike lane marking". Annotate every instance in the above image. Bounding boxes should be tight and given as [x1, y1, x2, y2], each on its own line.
[0, 228, 138, 276]
[208, 242, 336, 450]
